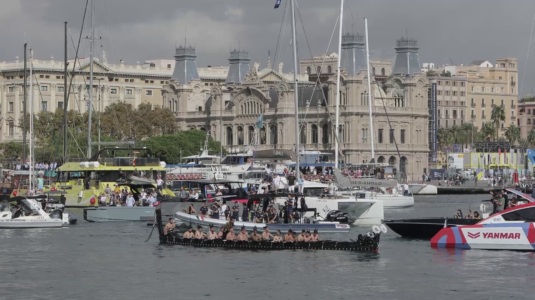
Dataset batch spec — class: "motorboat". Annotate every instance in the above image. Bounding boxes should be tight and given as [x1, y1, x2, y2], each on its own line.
[384, 218, 479, 239]
[409, 184, 438, 195]
[431, 189, 535, 250]
[0, 197, 71, 229]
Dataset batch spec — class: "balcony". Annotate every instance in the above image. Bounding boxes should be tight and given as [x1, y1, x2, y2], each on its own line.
[481, 103, 486, 107]
[471, 114, 476, 120]
[482, 114, 487, 119]
[445, 115, 450, 119]
[511, 81, 516, 87]
[471, 102, 476, 108]
[512, 104, 516, 109]
[453, 115, 458, 119]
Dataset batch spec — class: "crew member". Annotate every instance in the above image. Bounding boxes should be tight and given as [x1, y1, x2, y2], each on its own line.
[222, 216, 235, 231]
[206, 224, 218, 240]
[164, 218, 175, 236]
[250, 227, 261, 241]
[304, 230, 312, 242]
[194, 225, 206, 239]
[254, 209, 264, 223]
[284, 229, 295, 242]
[262, 226, 273, 241]
[226, 227, 237, 241]
[297, 229, 306, 242]
[231, 201, 240, 220]
[242, 203, 250, 222]
[210, 203, 220, 219]
[287, 195, 294, 223]
[310, 229, 320, 241]
[237, 226, 249, 241]
[183, 226, 194, 238]
[272, 230, 283, 243]
[199, 202, 209, 218]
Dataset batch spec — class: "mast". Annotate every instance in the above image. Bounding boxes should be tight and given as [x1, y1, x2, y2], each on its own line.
[334, 0, 344, 169]
[62, 21, 68, 162]
[365, 18, 375, 161]
[87, 0, 95, 158]
[291, 0, 300, 178]
[29, 49, 33, 193]
[23, 43, 27, 163]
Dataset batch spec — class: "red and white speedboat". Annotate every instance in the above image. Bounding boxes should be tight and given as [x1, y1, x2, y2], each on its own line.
[431, 189, 535, 251]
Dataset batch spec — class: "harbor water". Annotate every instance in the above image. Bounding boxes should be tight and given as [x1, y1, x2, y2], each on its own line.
[1, 194, 534, 300]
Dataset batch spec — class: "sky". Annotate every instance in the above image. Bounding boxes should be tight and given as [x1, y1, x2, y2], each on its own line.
[1, 0, 535, 96]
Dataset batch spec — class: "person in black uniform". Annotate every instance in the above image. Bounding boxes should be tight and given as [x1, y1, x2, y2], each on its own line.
[231, 201, 240, 220]
[242, 202, 250, 222]
[12, 205, 23, 219]
[199, 202, 209, 218]
[210, 203, 220, 219]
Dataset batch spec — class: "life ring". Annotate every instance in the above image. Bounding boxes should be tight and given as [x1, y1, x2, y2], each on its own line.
[380, 224, 388, 234]
[372, 225, 381, 234]
[166, 174, 172, 180]
[51, 186, 56, 192]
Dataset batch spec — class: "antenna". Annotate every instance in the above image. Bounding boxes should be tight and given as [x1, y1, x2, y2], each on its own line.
[185, 27, 187, 46]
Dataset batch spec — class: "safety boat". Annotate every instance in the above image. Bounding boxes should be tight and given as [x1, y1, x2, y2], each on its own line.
[0, 197, 71, 229]
[157, 209, 383, 252]
[431, 193, 535, 251]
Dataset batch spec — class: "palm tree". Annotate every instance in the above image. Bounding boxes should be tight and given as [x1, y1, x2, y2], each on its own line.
[448, 125, 462, 144]
[490, 104, 506, 141]
[528, 128, 535, 147]
[460, 122, 475, 147]
[437, 127, 451, 150]
[480, 122, 495, 142]
[519, 138, 530, 149]
[504, 124, 520, 145]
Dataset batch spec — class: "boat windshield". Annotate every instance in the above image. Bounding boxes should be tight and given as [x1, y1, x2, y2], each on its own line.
[19, 199, 40, 215]
[302, 188, 324, 197]
[0, 201, 10, 212]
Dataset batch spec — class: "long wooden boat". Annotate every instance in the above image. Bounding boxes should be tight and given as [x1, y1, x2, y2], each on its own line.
[156, 209, 381, 252]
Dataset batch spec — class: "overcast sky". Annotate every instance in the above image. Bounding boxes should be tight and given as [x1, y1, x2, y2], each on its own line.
[2, 0, 535, 96]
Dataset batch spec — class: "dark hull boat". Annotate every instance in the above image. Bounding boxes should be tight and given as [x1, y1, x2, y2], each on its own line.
[384, 218, 479, 239]
[156, 209, 381, 252]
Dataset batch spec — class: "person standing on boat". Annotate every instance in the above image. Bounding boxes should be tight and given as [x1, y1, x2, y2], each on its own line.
[210, 203, 220, 219]
[287, 172, 296, 193]
[231, 201, 240, 220]
[179, 187, 189, 202]
[156, 175, 164, 191]
[222, 216, 235, 232]
[199, 202, 209, 218]
[12, 205, 23, 219]
[224, 205, 230, 220]
[164, 218, 175, 236]
[297, 175, 304, 195]
[105, 184, 112, 195]
[262, 226, 273, 241]
[126, 193, 135, 207]
[37, 175, 44, 193]
[241, 202, 250, 222]
[207, 224, 218, 240]
[500, 189, 509, 209]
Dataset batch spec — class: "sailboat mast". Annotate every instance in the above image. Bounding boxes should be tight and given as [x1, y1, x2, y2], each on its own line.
[334, 0, 344, 169]
[29, 49, 33, 193]
[23, 43, 27, 163]
[365, 18, 375, 160]
[290, 0, 300, 178]
[87, 0, 95, 158]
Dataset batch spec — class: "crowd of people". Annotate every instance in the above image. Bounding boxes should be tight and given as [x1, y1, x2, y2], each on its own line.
[164, 217, 321, 243]
[95, 184, 160, 207]
[12, 162, 59, 171]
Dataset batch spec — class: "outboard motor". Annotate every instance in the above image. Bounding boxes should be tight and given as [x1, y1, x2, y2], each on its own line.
[325, 210, 349, 224]
[49, 209, 63, 220]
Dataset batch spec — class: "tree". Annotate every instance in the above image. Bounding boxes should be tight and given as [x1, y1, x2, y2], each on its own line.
[528, 128, 535, 147]
[426, 70, 438, 77]
[448, 125, 462, 144]
[519, 138, 530, 149]
[0, 142, 23, 160]
[480, 122, 495, 142]
[504, 124, 520, 145]
[440, 70, 452, 77]
[459, 122, 475, 147]
[490, 104, 505, 141]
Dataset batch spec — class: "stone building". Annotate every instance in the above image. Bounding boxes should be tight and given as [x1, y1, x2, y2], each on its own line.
[163, 35, 430, 179]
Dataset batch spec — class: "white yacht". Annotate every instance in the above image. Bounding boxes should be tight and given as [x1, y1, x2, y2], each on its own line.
[0, 198, 70, 229]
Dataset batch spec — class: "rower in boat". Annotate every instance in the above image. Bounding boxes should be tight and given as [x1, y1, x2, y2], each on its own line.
[273, 230, 283, 243]
[226, 226, 237, 241]
[237, 226, 248, 241]
[310, 229, 321, 242]
[262, 226, 274, 241]
[217, 227, 225, 239]
[207, 224, 218, 240]
[183, 226, 194, 238]
[297, 229, 306, 242]
[304, 230, 312, 242]
[250, 227, 261, 241]
[163, 218, 175, 236]
[194, 225, 207, 239]
[284, 229, 295, 242]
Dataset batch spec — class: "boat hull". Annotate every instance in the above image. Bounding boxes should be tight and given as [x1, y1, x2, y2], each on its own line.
[0, 219, 63, 229]
[174, 212, 350, 233]
[385, 218, 479, 239]
[431, 223, 535, 250]
[409, 184, 438, 195]
[352, 200, 384, 226]
[83, 207, 156, 222]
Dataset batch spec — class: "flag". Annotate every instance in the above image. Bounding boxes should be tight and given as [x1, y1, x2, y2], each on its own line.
[133, 157, 136, 167]
[504, 149, 507, 164]
[274, 0, 282, 9]
[255, 114, 264, 129]
[498, 148, 501, 164]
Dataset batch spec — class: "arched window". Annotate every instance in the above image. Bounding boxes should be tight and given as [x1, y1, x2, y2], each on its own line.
[237, 126, 244, 145]
[240, 100, 263, 115]
[388, 156, 397, 166]
[317, 66, 321, 74]
[311, 124, 318, 144]
[269, 125, 277, 144]
[300, 125, 307, 144]
[381, 68, 385, 76]
[322, 124, 329, 144]
[306, 66, 311, 75]
[226, 126, 233, 146]
[328, 65, 332, 73]
[378, 156, 385, 163]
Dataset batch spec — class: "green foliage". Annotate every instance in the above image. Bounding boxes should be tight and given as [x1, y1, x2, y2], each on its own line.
[519, 96, 535, 103]
[426, 70, 439, 77]
[504, 124, 520, 145]
[440, 70, 451, 77]
[141, 130, 225, 164]
[0, 142, 23, 160]
[490, 104, 506, 141]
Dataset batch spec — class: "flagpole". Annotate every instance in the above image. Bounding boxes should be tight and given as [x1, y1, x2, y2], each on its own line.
[290, 0, 300, 178]
[334, 0, 343, 169]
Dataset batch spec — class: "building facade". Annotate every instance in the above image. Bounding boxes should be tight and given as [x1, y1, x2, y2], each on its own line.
[0, 53, 173, 143]
[518, 100, 535, 139]
[163, 35, 430, 179]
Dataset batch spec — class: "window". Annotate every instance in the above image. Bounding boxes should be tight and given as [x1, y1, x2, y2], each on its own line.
[150, 80, 154, 84]
[8, 102, 14, 112]
[8, 86, 15, 92]
[40, 75, 44, 78]
[316, 66, 321, 74]
[438, 81, 442, 85]
[453, 81, 457, 86]
[401, 129, 405, 144]
[453, 110, 457, 118]
[528, 119, 531, 125]
[125, 79, 129, 82]
[471, 109, 475, 116]
[110, 88, 118, 94]
[502, 207, 535, 221]
[361, 128, 367, 143]
[327, 66, 332, 73]
[226, 126, 233, 145]
[40, 86, 48, 92]
[482, 99, 485, 105]
[378, 129, 383, 144]
[461, 82, 465, 87]
[453, 91, 457, 96]
[57, 86, 64, 92]
[41, 101, 48, 111]
[311, 125, 318, 144]
[460, 91, 465, 96]
[126, 89, 133, 95]
[445, 91, 450, 96]
[381, 68, 385, 76]
[167, 64, 172, 69]
[491, 99, 494, 105]
[114, 78, 118, 82]
[58, 101, 64, 109]
[8, 122, 14, 136]
[130, 79, 134, 82]
[446, 81, 450, 86]
[471, 85, 474, 92]
[389, 129, 394, 143]
[56, 76, 61, 79]
[45, 75, 50, 79]
[306, 66, 311, 75]
[146, 90, 153, 96]
[438, 90, 442, 96]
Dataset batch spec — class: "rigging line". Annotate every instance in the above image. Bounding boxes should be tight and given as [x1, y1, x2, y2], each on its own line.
[101, 0, 119, 63]
[346, 0, 357, 34]
[520, 12, 535, 97]
[273, 0, 289, 67]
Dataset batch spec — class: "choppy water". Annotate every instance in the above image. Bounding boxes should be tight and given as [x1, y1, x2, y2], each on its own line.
[1, 194, 534, 300]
